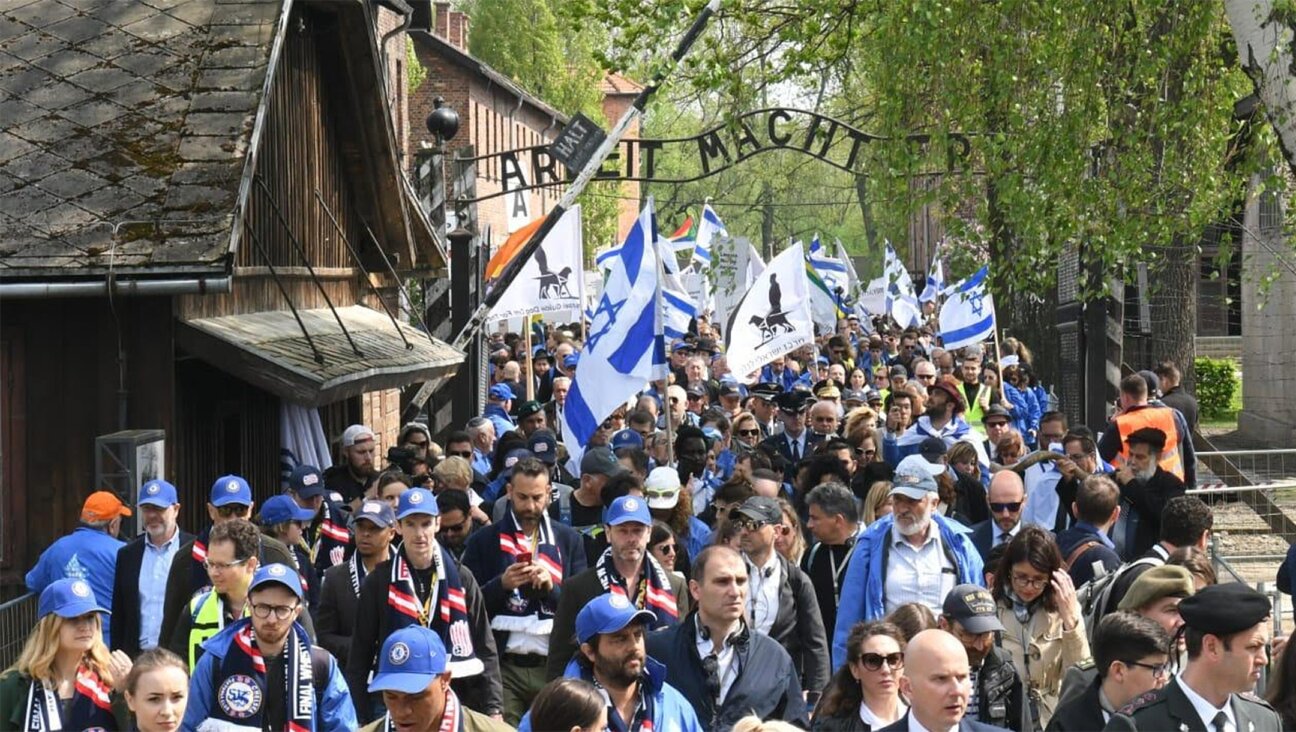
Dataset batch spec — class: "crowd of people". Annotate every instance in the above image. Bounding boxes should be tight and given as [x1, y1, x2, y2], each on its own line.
[10, 313, 1296, 732]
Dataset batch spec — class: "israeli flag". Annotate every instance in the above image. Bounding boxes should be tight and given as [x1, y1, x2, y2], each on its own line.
[884, 242, 922, 328]
[691, 204, 727, 269]
[656, 232, 697, 341]
[938, 265, 995, 350]
[920, 253, 945, 304]
[561, 200, 664, 467]
[808, 234, 850, 297]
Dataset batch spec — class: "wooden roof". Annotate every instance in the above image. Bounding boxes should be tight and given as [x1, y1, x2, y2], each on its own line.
[176, 305, 463, 406]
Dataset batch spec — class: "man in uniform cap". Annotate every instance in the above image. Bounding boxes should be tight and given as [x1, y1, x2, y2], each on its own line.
[760, 390, 821, 481]
[1104, 583, 1280, 731]
[747, 383, 783, 438]
[515, 400, 547, 438]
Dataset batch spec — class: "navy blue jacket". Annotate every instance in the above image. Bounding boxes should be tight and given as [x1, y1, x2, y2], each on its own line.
[875, 713, 1009, 732]
[1056, 522, 1122, 588]
[646, 614, 808, 732]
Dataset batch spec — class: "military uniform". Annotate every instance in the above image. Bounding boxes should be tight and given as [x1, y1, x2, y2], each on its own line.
[1102, 678, 1280, 731]
[1047, 672, 1109, 732]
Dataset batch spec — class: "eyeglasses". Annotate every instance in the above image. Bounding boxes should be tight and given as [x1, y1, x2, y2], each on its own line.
[1011, 573, 1049, 590]
[737, 429, 762, 437]
[215, 505, 250, 519]
[251, 602, 299, 620]
[917, 373, 937, 381]
[645, 489, 676, 501]
[985, 421, 1009, 429]
[732, 517, 769, 532]
[655, 543, 677, 555]
[687, 394, 704, 401]
[1127, 660, 1171, 678]
[448, 450, 472, 459]
[204, 557, 251, 573]
[989, 502, 1022, 514]
[859, 652, 904, 671]
[862, 448, 877, 458]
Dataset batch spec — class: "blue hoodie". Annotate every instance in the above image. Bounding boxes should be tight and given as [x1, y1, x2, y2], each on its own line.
[832, 512, 984, 670]
[518, 655, 702, 732]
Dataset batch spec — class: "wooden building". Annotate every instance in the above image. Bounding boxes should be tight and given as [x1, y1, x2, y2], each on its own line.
[0, 0, 459, 588]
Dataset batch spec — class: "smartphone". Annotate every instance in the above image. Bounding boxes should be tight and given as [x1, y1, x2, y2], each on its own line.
[516, 551, 532, 565]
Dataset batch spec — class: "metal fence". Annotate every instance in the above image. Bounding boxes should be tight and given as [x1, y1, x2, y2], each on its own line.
[0, 593, 36, 670]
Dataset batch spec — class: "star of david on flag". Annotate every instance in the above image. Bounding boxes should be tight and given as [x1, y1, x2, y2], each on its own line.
[938, 265, 996, 350]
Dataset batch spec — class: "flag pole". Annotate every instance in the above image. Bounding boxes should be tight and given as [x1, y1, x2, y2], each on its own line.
[655, 235, 676, 467]
[990, 297, 1006, 404]
[405, 0, 723, 420]
[523, 318, 535, 401]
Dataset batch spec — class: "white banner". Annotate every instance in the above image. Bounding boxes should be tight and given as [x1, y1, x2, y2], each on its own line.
[724, 243, 815, 378]
[711, 235, 743, 330]
[487, 205, 583, 323]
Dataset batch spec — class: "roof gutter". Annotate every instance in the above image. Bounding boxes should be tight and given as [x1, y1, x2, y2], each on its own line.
[0, 276, 233, 299]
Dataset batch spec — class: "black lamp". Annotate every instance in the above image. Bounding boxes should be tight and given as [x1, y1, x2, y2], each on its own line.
[426, 97, 460, 146]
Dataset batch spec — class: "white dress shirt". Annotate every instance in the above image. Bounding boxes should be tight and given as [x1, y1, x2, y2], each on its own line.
[1022, 460, 1063, 529]
[907, 711, 958, 732]
[746, 552, 781, 634]
[860, 700, 908, 728]
[1177, 676, 1236, 732]
[884, 523, 955, 615]
[695, 618, 740, 704]
[995, 521, 1022, 547]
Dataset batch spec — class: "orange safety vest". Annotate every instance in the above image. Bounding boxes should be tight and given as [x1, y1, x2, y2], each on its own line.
[1112, 406, 1184, 480]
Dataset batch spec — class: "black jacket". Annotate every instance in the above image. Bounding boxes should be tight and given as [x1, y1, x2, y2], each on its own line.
[762, 553, 830, 697]
[646, 614, 808, 732]
[760, 430, 824, 480]
[315, 560, 363, 665]
[1114, 468, 1185, 561]
[1045, 674, 1105, 732]
[109, 529, 195, 658]
[954, 470, 990, 526]
[1160, 387, 1199, 432]
[1104, 677, 1282, 731]
[875, 713, 1008, 732]
[1055, 524, 1122, 588]
[344, 550, 501, 720]
[975, 645, 1027, 731]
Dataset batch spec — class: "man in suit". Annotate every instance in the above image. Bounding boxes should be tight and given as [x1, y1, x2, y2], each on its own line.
[316, 498, 397, 666]
[759, 390, 821, 481]
[111, 479, 194, 658]
[1048, 612, 1170, 731]
[876, 629, 1006, 732]
[1104, 583, 1282, 731]
[970, 471, 1028, 564]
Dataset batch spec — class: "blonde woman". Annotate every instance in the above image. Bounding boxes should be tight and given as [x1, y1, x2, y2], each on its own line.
[774, 497, 807, 565]
[0, 579, 132, 729]
[860, 480, 894, 526]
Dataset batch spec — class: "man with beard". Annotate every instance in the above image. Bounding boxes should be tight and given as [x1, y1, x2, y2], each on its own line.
[888, 376, 987, 467]
[461, 459, 587, 725]
[1113, 428, 1186, 560]
[184, 563, 357, 731]
[523, 593, 701, 732]
[545, 495, 688, 680]
[831, 458, 983, 668]
[325, 424, 379, 507]
[317, 499, 397, 666]
[875, 629, 1003, 732]
[734, 496, 829, 700]
[111, 480, 194, 658]
[938, 584, 1026, 731]
[645, 546, 808, 731]
[1104, 583, 1280, 732]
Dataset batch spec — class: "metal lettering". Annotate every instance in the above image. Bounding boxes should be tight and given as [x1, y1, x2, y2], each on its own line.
[767, 109, 793, 146]
[696, 130, 731, 175]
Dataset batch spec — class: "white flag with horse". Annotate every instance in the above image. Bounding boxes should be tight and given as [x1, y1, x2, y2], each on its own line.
[724, 243, 815, 378]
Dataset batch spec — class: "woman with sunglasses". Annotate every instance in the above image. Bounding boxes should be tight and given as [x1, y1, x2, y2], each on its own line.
[732, 412, 764, 451]
[811, 621, 908, 731]
[993, 526, 1090, 729]
[649, 521, 685, 582]
[773, 498, 806, 565]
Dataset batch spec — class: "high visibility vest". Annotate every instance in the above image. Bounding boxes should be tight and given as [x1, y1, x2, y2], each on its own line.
[964, 383, 990, 425]
[1111, 406, 1184, 480]
[187, 590, 249, 669]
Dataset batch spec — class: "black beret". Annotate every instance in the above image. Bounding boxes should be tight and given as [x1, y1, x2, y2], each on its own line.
[1126, 427, 1168, 452]
[516, 400, 544, 418]
[1178, 583, 1270, 636]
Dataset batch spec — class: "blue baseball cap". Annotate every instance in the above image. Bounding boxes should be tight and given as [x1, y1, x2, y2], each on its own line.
[396, 488, 439, 520]
[260, 494, 316, 524]
[671, 341, 693, 353]
[352, 499, 396, 528]
[248, 562, 304, 600]
[369, 626, 449, 693]
[527, 430, 558, 465]
[604, 496, 651, 526]
[563, 354, 579, 369]
[575, 593, 655, 644]
[489, 383, 516, 401]
[38, 579, 110, 620]
[610, 428, 643, 451]
[210, 475, 253, 507]
[288, 465, 325, 499]
[138, 479, 179, 508]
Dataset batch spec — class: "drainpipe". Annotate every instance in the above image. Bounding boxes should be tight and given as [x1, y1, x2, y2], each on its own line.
[0, 277, 233, 298]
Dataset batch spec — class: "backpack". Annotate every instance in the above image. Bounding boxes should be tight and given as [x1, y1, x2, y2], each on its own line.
[1075, 552, 1165, 643]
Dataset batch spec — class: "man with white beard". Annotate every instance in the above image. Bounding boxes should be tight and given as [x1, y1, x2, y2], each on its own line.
[1113, 427, 1185, 560]
[829, 455, 984, 670]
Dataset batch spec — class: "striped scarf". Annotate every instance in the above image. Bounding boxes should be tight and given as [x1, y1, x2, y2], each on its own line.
[491, 511, 563, 633]
[377, 687, 462, 731]
[309, 500, 352, 571]
[190, 525, 213, 595]
[384, 546, 483, 677]
[210, 619, 314, 731]
[594, 548, 679, 627]
[22, 664, 115, 732]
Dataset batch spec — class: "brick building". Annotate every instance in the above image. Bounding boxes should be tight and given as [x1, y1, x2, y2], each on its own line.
[408, 3, 641, 251]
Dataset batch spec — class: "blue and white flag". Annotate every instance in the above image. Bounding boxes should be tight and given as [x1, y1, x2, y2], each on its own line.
[938, 265, 995, 350]
[919, 252, 945, 304]
[656, 233, 697, 342]
[561, 200, 664, 467]
[884, 242, 922, 328]
[808, 234, 850, 297]
[691, 204, 727, 269]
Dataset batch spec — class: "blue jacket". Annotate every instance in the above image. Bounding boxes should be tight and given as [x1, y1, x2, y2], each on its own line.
[1056, 522, 1122, 588]
[832, 513, 984, 670]
[183, 621, 357, 732]
[1003, 383, 1036, 444]
[684, 516, 712, 563]
[518, 656, 702, 732]
[484, 404, 515, 442]
[25, 526, 124, 645]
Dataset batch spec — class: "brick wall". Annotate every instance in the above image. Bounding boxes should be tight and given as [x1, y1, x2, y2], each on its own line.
[362, 388, 402, 452]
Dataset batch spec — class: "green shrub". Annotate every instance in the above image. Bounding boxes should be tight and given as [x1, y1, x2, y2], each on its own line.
[1194, 357, 1238, 420]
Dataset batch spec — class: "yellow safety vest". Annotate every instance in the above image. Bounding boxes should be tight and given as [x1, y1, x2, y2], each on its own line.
[187, 590, 249, 669]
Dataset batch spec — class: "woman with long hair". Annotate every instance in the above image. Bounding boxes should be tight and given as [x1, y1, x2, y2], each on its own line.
[812, 621, 908, 731]
[993, 526, 1090, 729]
[522, 677, 607, 732]
[859, 480, 894, 526]
[946, 441, 989, 525]
[648, 521, 684, 581]
[1266, 635, 1296, 730]
[123, 648, 188, 732]
[774, 498, 806, 565]
[0, 579, 131, 729]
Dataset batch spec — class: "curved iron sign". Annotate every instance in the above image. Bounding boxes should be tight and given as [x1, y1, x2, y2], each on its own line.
[462, 108, 974, 203]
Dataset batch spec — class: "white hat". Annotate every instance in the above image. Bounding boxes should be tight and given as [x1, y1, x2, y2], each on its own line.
[342, 424, 375, 447]
[644, 466, 681, 510]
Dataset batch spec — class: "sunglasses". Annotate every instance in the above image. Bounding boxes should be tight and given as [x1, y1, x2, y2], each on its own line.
[859, 652, 904, 671]
[448, 450, 472, 459]
[990, 502, 1022, 514]
[655, 543, 677, 555]
[687, 394, 704, 401]
[737, 429, 761, 437]
[732, 517, 770, 531]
